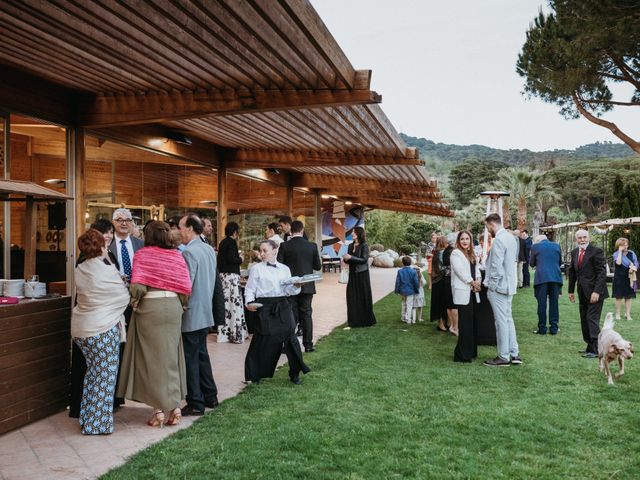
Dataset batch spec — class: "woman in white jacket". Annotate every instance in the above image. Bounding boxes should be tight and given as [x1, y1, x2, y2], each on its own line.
[450, 231, 482, 362]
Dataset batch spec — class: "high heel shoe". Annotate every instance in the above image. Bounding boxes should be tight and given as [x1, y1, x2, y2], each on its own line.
[147, 410, 165, 428]
[165, 407, 182, 426]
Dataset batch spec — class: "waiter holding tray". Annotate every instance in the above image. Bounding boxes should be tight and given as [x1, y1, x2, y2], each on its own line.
[244, 239, 311, 385]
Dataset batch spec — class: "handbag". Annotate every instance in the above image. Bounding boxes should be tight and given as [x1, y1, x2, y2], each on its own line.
[338, 261, 349, 284]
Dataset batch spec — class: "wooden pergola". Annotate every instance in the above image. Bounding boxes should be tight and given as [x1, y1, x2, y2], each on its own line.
[0, 0, 452, 243]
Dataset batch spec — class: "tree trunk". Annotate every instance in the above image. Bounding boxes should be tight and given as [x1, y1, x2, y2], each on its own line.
[518, 199, 527, 230]
[502, 200, 511, 229]
[572, 93, 640, 154]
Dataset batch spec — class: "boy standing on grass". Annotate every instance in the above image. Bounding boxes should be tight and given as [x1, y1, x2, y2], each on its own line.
[395, 256, 420, 324]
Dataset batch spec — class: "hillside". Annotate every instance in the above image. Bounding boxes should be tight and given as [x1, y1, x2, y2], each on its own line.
[401, 133, 639, 183]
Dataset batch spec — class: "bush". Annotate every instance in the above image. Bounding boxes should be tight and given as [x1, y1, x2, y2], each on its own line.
[393, 258, 404, 268]
[398, 244, 414, 255]
[370, 243, 385, 252]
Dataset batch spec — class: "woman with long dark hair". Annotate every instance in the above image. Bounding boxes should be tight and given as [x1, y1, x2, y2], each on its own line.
[430, 235, 449, 331]
[343, 226, 376, 328]
[450, 231, 482, 362]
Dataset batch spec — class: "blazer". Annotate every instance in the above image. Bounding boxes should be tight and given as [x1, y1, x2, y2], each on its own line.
[529, 239, 563, 286]
[450, 249, 481, 305]
[484, 228, 518, 296]
[277, 236, 322, 294]
[217, 236, 242, 275]
[567, 244, 609, 299]
[181, 239, 218, 332]
[345, 242, 369, 274]
[395, 266, 419, 296]
[108, 235, 144, 272]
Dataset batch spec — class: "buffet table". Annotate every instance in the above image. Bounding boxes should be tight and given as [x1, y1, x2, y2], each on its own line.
[0, 296, 72, 435]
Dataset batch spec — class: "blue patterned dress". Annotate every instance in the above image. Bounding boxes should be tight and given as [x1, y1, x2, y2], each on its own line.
[73, 324, 120, 435]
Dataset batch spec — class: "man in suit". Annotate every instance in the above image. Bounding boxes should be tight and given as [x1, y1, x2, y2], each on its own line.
[201, 217, 213, 244]
[109, 208, 144, 283]
[567, 229, 609, 358]
[483, 213, 522, 367]
[109, 208, 144, 408]
[179, 214, 219, 415]
[277, 220, 322, 352]
[521, 230, 533, 287]
[529, 234, 563, 335]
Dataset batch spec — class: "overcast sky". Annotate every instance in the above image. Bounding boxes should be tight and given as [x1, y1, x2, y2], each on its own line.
[311, 0, 639, 151]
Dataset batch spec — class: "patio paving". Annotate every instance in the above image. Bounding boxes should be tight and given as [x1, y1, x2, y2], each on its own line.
[0, 268, 398, 480]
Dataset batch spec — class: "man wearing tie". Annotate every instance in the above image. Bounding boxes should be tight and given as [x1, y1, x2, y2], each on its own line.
[567, 229, 609, 358]
[107, 208, 143, 408]
[277, 221, 322, 352]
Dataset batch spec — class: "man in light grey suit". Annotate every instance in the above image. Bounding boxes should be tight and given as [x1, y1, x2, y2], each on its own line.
[483, 213, 522, 367]
[179, 214, 219, 416]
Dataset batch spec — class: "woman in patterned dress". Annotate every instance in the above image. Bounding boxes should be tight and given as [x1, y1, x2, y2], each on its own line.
[217, 222, 248, 343]
[71, 229, 130, 435]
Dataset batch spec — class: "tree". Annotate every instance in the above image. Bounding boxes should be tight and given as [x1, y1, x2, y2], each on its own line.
[449, 159, 509, 209]
[517, 0, 640, 153]
[492, 168, 550, 230]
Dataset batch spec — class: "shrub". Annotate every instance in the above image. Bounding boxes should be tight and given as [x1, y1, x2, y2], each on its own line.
[370, 243, 385, 252]
[393, 258, 404, 268]
[398, 244, 414, 255]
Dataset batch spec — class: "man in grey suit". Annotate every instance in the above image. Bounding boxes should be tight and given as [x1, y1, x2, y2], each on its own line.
[483, 213, 522, 367]
[179, 214, 219, 416]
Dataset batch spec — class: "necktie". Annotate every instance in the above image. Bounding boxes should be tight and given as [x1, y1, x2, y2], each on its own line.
[577, 248, 585, 268]
[120, 239, 132, 278]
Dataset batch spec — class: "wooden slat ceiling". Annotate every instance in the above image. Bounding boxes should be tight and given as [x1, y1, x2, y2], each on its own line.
[0, 0, 451, 216]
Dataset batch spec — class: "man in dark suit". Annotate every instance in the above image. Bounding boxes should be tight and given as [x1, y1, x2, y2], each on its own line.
[567, 229, 609, 358]
[529, 234, 563, 335]
[521, 230, 532, 287]
[277, 220, 322, 352]
[108, 208, 144, 408]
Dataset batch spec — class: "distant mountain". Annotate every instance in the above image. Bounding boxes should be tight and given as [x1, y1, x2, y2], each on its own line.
[401, 134, 638, 177]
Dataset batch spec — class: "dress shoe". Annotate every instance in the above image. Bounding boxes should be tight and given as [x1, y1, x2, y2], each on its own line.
[205, 398, 219, 409]
[290, 376, 302, 385]
[582, 352, 598, 358]
[532, 329, 546, 335]
[180, 405, 205, 416]
[549, 330, 558, 335]
[304, 345, 315, 353]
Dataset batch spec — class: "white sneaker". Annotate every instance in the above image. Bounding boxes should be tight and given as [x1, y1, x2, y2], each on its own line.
[615, 314, 621, 320]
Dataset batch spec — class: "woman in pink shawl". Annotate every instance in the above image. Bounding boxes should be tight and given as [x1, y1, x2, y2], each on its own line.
[117, 221, 192, 428]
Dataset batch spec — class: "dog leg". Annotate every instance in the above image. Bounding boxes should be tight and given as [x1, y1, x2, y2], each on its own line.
[615, 357, 625, 379]
[598, 355, 604, 372]
[604, 360, 614, 385]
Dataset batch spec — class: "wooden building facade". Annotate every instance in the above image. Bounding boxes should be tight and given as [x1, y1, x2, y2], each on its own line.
[0, 0, 451, 434]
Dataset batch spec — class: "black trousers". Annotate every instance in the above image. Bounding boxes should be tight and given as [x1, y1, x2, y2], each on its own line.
[182, 327, 218, 411]
[289, 293, 314, 348]
[522, 263, 530, 287]
[577, 290, 603, 354]
[453, 297, 477, 362]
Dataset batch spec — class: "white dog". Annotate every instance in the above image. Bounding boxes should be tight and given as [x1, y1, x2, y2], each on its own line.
[598, 313, 634, 385]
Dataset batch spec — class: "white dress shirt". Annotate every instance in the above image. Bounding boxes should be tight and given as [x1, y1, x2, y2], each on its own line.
[115, 235, 135, 276]
[244, 261, 300, 304]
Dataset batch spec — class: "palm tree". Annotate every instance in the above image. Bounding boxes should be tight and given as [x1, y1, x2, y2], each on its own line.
[493, 168, 559, 230]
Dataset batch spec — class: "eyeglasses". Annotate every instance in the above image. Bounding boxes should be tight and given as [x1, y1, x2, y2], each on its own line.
[114, 219, 132, 224]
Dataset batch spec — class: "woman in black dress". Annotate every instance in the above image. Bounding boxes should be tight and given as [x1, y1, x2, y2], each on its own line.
[343, 226, 376, 328]
[430, 236, 449, 331]
[612, 237, 638, 321]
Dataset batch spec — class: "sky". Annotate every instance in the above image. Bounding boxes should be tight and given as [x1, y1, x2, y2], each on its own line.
[311, 0, 639, 151]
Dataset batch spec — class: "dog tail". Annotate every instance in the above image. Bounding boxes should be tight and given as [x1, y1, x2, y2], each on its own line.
[603, 312, 615, 330]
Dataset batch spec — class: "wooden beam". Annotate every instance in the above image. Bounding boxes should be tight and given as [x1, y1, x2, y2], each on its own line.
[223, 149, 421, 168]
[78, 89, 382, 128]
[291, 173, 438, 191]
[87, 125, 221, 168]
[363, 198, 453, 217]
[0, 66, 75, 126]
[74, 128, 87, 237]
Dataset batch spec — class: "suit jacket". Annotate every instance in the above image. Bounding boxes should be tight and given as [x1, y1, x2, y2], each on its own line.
[567, 244, 609, 300]
[346, 242, 369, 273]
[484, 228, 518, 296]
[181, 239, 217, 332]
[108, 235, 144, 273]
[277, 236, 322, 294]
[450, 249, 481, 305]
[529, 239, 563, 286]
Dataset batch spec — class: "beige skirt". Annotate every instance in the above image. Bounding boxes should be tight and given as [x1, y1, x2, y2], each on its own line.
[117, 285, 186, 411]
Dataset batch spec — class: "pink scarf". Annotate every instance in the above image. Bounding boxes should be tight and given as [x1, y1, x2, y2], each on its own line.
[131, 247, 192, 295]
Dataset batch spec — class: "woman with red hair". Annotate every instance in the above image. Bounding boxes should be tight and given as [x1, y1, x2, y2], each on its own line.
[72, 229, 130, 435]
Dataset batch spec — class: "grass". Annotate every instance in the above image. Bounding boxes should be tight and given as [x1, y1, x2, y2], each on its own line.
[103, 282, 640, 480]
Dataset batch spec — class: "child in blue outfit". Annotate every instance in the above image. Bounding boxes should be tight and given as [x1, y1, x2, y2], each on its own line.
[395, 256, 420, 324]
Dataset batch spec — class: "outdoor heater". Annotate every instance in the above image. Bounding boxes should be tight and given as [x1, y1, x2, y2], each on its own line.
[479, 190, 510, 261]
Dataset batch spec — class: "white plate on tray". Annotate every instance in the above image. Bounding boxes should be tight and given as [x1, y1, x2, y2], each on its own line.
[246, 302, 263, 309]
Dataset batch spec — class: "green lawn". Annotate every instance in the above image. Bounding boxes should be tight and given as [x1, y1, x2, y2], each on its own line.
[104, 283, 640, 480]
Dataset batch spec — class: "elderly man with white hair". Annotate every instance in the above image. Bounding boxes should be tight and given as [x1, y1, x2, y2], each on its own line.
[108, 208, 144, 282]
[529, 233, 563, 335]
[567, 229, 609, 358]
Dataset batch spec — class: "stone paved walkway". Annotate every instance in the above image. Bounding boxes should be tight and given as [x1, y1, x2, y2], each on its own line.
[0, 268, 397, 480]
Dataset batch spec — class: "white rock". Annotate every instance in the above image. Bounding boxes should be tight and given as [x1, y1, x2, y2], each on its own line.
[384, 249, 399, 260]
[369, 250, 381, 258]
[372, 253, 394, 268]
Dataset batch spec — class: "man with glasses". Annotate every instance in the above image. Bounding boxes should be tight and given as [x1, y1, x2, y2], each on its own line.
[108, 208, 144, 282]
[107, 207, 144, 409]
